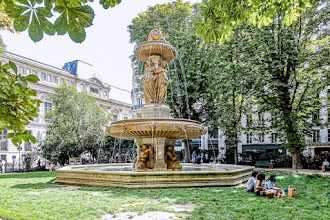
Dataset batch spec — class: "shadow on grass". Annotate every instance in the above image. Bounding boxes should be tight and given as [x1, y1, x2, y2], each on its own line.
[11, 178, 59, 189]
[0, 171, 57, 179]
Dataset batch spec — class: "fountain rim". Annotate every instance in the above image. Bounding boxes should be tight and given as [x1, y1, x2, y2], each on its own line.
[109, 118, 204, 125]
[58, 163, 255, 175]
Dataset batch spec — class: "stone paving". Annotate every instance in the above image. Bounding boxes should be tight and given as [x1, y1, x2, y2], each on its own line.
[256, 168, 330, 177]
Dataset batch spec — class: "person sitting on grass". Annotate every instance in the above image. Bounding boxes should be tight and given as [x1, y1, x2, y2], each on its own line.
[265, 174, 286, 198]
[247, 171, 258, 193]
[321, 159, 329, 172]
[255, 173, 276, 198]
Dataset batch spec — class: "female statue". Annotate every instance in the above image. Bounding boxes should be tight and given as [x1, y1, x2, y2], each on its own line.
[154, 60, 169, 104]
[143, 59, 156, 103]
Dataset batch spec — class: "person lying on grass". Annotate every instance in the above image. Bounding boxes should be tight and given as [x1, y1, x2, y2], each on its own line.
[255, 173, 277, 198]
[265, 174, 286, 198]
[247, 171, 258, 193]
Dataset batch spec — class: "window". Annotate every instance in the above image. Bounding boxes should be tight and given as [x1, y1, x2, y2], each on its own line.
[24, 131, 32, 151]
[60, 78, 65, 84]
[258, 133, 264, 143]
[210, 129, 218, 138]
[0, 129, 8, 151]
[103, 91, 107, 96]
[41, 73, 46, 80]
[47, 75, 51, 82]
[312, 130, 320, 142]
[32, 70, 37, 75]
[271, 133, 278, 143]
[1, 155, 6, 161]
[137, 98, 143, 108]
[53, 76, 57, 83]
[312, 110, 320, 125]
[80, 84, 85, 90]
[247, 132, 252, 144]
[90, 87, 99, 94]
[113, 115, 118, 121]
[246, 115, 252, 127]
[70, 81, 74, 86]
[328, 129, 330, 142]
[19, 66, 24, 74]
[26, 68, 31, 75]
[44, 102, 52, 115]
[124, 116, 128, 120]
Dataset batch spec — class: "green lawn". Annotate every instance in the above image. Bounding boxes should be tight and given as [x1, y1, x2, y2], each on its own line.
[0, 171, 329, 220]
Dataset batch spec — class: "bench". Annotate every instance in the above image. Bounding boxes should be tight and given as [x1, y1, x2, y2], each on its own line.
[256, 160, 269, 168]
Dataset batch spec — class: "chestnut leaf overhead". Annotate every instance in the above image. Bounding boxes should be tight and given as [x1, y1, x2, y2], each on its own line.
[3, 0, 121, 43]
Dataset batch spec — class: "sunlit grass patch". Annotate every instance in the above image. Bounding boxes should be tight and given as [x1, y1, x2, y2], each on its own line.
[0, 171, 329, 219]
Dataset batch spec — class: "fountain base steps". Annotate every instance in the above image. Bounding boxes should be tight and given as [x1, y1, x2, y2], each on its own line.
[56, 164, 254, 189]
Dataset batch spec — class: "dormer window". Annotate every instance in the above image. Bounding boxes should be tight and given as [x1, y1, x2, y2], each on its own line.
[103, 91, 107, 96]
[90, 87, 98, 94]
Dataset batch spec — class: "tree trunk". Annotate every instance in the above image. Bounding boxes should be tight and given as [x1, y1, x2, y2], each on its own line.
[292, 151, 303, 169]
[234, 147, 238, 165]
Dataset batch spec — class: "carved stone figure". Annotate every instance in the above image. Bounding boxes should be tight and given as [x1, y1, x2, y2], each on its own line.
[148, 29, 162, 41]
[134, 144, 155, 169]
[143, 56, 169, 104]
[165, 145, 181, 170]
[143, 59, 156, 103]
[155, 60, 169, 103]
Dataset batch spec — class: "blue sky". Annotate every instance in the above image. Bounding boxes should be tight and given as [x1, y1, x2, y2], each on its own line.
[2, 0, 202, 91]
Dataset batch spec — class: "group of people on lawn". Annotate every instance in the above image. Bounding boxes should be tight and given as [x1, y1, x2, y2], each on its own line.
[45, 162, 60, 171]
[247, 171, 287, 198]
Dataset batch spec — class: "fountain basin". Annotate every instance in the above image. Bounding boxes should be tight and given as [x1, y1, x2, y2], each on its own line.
[134, 40, 176, 62]
[106, 118, 206, 140]
[56, 163, 254, 189]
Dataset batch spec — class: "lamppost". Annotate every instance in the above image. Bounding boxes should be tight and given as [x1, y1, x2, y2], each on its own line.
[12, 156, 16, 172]
[17, 145, 22, 171]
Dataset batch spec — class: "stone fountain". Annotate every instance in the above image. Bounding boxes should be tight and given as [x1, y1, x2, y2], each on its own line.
[56, 30, 254, 188]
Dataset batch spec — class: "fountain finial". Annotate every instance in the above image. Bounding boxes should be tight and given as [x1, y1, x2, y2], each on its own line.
[148, 29, 162, 41]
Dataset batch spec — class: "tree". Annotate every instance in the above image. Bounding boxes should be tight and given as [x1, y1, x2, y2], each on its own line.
[202, 27, 254, 164]
[242, 1, 329, 169]
[0, 61, 40, 146]
[128, 1, 218, 162]
[196, 0, 313, 44]
[40, 84, 110, 164]
[1, 0, 121, 43]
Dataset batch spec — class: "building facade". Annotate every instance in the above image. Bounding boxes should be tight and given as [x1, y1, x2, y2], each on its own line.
[0, 51, 132, 163]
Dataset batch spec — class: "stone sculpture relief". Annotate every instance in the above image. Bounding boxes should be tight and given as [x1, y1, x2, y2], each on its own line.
[134, 144, 155, 169]
[165, 145, 181, 170]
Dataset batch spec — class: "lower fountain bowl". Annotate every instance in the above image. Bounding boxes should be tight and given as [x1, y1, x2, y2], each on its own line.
[56, 163, 254, 189]
[106, 118, 206, 140]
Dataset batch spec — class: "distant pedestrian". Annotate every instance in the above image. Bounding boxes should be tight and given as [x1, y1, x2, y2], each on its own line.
[192, 151, 196, 163]
[196, 154, 203, 164]
[321, 159, 329, 172]
[50, 162, 55, 171]
[56, 162, 61, 171]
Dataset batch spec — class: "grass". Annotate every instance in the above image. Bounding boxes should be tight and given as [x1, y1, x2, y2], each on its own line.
[0, 171, 329, 220]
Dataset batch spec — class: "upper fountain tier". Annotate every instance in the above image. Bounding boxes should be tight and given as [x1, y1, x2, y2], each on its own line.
[134, 29, 176, 62]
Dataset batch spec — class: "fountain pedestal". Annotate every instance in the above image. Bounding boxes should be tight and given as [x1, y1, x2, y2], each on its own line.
[141, 103, 171, 118]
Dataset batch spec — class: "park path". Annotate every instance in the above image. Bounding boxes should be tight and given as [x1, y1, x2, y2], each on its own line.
[256, 168, 330, 177]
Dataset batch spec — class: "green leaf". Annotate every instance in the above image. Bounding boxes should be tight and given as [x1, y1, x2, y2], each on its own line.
[9, 61, 17, 73]
[10, 5, 30, 18]
[28, 13, 43, 42]
[73, 5, 94, 28]
[2, 63, 11, 70]
[6, 133, 15, 138]
[36, 7, 53, 18]
[36, 0, 42, 3]
[14, 11, 30, 32]
[27, 134, 37, 144]
[39, 16, 55, 35]
[25, 74, 40, 83]
[0, 92, 8, 99]
[99, 0, 121, 9]
[44, 0, 53, 10]
[68, 16, 86, 43]
[54, 12, 68, 35]
[18, 77, 28, 87]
